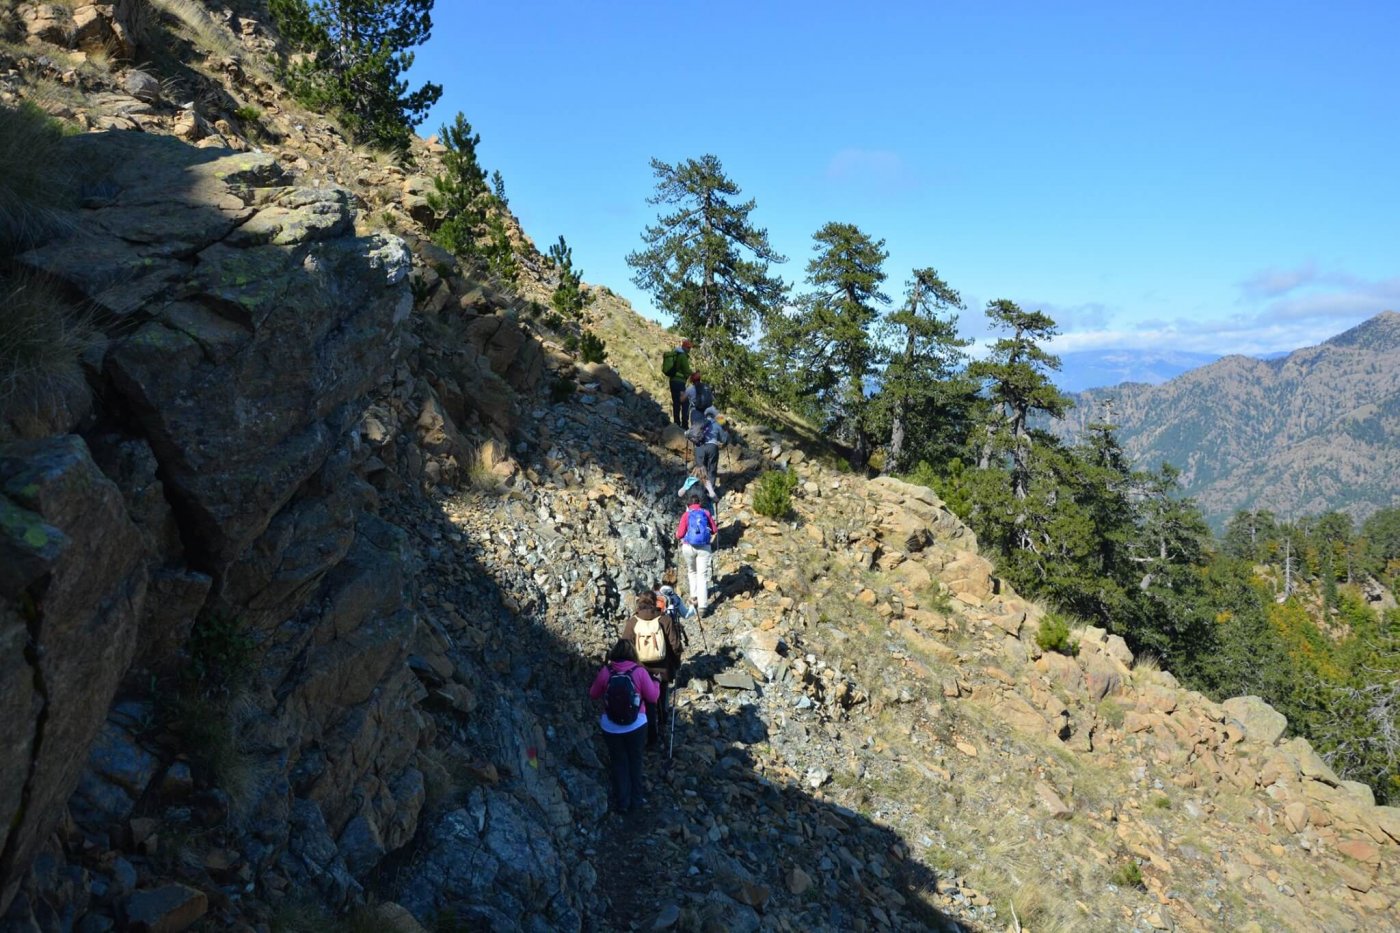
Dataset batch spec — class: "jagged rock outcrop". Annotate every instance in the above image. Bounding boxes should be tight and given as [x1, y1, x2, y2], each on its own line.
[0, 436, 146, 911]
[0, 127, 429, 923]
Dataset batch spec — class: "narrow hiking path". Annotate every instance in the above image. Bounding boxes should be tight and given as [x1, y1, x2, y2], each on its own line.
[576, 488, 978, 932]
[398, 384, 983, 930]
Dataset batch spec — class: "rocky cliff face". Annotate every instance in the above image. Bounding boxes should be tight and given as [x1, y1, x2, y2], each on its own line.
[1, 5, 1398, 933]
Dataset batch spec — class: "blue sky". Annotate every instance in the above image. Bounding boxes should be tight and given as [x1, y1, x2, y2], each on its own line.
[407, 1, 1399, 356]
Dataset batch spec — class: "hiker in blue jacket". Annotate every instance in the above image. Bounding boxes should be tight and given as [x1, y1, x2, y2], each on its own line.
[691, 407, 727, 501]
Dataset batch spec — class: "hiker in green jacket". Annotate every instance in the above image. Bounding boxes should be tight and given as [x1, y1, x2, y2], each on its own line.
[661, 339, 694, 428]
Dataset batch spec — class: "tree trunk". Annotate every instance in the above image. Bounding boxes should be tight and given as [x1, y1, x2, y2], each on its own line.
[884, 327, 915, 475]
[886, 406, 906, 476]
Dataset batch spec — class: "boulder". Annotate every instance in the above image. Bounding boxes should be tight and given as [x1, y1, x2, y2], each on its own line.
[1081, 653, 1125, 701]
[0, 436, 147, 915]
[123, 884, 207, 932]
[464, 314, 544, 392]
[579, 361, 623, 394]
[1222, 696, 1287, 747]
[123, 69, 160, 104]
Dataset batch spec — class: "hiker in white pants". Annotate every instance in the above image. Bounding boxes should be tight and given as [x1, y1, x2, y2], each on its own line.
[674, 493, 716, 615]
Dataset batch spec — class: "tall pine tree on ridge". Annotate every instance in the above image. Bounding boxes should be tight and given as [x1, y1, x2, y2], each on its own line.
[627, 155, 787, 393]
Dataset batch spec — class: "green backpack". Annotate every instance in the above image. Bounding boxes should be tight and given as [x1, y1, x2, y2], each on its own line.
[662, 349, 679, 377]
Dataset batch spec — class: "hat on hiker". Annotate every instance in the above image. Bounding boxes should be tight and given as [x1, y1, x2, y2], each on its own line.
[704, 406, 718, 418]
[689, 372, 702, 383]
[680, 339, 693, 349]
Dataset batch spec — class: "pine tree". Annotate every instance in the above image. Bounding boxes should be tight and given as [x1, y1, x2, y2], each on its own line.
[876, 267, 972, 474]
[483, 215, 518, 283]
[548, 236, 589, 318]
[1222, 509, 1280, 563]
[426, 113, 488, 258]
[269, 0, 442, 153]
[967, 300, 1068, 500]
[770, 222, 888, 468]
[626, 155, 787, 391]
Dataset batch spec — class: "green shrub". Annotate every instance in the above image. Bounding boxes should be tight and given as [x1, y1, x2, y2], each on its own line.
[161, 613, 258, 809]
[186, 612, 255, 696]
[1097, 697, 1125, 728]
[233, 104, 262, 123]
[548, 236, 591, 318]
[579, 329, 607, 364]
[483, 214, 518, 282]
[753, 469, 799, 519]
[549, 376, 575, 403]
[1109, 859, 1143, 889]
[1036, 612, 1080, 656]
[0, 102, 79, 253]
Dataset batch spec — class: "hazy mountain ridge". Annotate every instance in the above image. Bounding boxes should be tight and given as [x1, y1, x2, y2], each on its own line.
[1052, 348, 1221, 393]
[1055, 312, 1400, 527]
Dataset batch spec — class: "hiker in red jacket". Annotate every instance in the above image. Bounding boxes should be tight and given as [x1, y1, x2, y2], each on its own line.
[588, 639, 660, 813]
[675, 493, 717, 617]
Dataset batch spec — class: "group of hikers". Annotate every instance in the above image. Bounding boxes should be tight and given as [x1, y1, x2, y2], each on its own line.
[586, 337, 729, 815]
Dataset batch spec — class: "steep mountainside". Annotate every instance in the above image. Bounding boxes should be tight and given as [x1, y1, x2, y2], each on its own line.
[1054, 312, 1400, 528]
[1, 4, 1398, 933]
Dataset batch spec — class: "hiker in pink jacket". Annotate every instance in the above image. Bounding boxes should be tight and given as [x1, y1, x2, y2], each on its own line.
[589, 639, 660, 813]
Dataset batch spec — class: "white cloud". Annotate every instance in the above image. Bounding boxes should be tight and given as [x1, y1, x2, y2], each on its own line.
[1237, 261, 1318, 300]
[1044, 267, 1399, 358]
[1255, 274, 1400, 323]
[823, 148, 918, 191]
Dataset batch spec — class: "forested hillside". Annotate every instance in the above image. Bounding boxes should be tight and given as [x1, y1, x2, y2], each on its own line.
[1054, 311, 1400, 528]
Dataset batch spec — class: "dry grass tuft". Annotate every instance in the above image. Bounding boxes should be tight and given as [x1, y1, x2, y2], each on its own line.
[148, 0, 242, 62]
[0, 273, 97, 438]
[0, 102, 79, 252]
[1133, 651, 1161, 673]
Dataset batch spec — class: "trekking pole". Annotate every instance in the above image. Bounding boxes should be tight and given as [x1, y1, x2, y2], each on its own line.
[668, 681, 678, 760]
[694, 596, 709, 652]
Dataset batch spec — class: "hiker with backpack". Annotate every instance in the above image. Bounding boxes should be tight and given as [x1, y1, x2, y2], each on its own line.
[588, 639, 660, 814]
[687, 407, 727, 501]
[675, 492, 717, 617]
[676, 471, 718, 519]
[622, 590, 685, 748]
[653, 581, 693, 622]
[683, 373, 714, 429]
[660, 339, 694, 427]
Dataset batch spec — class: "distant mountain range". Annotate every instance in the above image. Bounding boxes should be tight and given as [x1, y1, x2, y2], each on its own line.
[1052, 311, 1400, 529]
[1052, 349, 1222, 393]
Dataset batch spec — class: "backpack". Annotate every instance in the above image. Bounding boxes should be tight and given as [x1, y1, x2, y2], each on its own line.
[604, 664, 640, 725]
[683, 508, 712, 547]
[692, 382, 714, 413]
[661, 350, 679, 378]
[661, 588, 688, 621]
[685, 420, 708, 445]
[634, 615, 667, 664]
